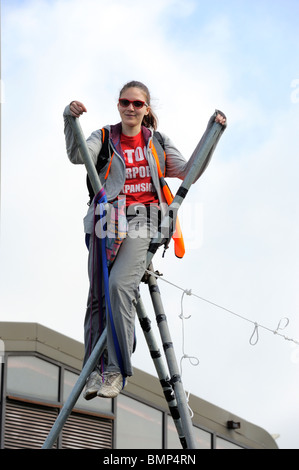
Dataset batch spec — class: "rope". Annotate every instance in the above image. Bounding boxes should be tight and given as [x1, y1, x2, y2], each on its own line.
[145, 269, 299, 347]
[93, 189, 126, 385]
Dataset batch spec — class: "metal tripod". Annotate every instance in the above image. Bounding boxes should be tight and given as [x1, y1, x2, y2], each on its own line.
[42, 113, 225, 449]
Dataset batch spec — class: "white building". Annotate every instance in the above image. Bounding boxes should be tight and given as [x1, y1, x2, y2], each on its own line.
[0, 322, 278, 449]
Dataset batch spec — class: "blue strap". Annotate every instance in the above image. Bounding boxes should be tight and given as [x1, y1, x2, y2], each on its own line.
[93, 190, 126, 383]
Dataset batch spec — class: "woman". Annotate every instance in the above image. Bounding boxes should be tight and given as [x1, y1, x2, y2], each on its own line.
[63, 80, 226, 399]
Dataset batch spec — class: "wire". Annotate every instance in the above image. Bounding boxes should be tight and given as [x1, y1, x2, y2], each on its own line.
[179, 290, 199, 372]
[178, 289, 199, 419]
[145, 269, 299, 347]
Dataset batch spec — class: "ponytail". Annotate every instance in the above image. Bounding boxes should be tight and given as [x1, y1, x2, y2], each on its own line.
[142, 109, 158, 131]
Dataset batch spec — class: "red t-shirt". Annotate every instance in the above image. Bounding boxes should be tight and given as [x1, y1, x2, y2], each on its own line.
[120, 131, 159, 206]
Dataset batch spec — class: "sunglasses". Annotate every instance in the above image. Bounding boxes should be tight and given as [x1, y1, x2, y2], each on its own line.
[118, 98, 148, 109]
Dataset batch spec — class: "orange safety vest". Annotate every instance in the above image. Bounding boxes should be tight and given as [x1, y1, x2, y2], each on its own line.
[149, 139, 185, 259]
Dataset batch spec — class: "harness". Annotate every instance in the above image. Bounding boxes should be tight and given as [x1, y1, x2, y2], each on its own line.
[86, 128, 185, 258]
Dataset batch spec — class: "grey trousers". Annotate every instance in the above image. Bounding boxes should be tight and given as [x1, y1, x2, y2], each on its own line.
[83, 216, 152, 377]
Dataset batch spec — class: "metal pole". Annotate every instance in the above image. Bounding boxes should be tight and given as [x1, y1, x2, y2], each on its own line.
[42, 115, 109, 449]
[147, 121, 224, 266]
[42, 329, 107, 449]
[135, 294, 187, 449]
[66, 115, 104, 196]
[146, 267, 197, 449]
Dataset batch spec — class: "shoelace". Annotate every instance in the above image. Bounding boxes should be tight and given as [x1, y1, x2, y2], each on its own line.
[101, 372, 119, 385]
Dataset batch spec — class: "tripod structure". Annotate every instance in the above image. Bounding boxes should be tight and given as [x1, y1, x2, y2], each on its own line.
[42, 114, 225, 449]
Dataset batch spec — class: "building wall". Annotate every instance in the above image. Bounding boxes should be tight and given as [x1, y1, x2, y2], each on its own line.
[0, 322, 278, 449]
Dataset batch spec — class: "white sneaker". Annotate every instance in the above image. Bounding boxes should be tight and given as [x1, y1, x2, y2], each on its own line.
[83, 371, 102, 400]
[97, 372, 127, 398]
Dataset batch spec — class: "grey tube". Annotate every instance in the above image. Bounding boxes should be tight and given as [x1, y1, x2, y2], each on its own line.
[42, 329, 107, 449]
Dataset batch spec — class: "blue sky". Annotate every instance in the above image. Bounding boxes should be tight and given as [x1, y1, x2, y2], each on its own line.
[1, 0, 299, 449]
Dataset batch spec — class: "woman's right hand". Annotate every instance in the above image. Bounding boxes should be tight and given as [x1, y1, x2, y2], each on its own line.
[69, 100, 87, 117]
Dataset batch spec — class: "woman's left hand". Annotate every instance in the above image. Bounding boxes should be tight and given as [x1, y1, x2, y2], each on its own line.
[215, 113, 226, 125]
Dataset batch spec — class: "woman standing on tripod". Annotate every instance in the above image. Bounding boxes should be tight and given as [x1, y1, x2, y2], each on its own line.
[63, 80, 226, 399]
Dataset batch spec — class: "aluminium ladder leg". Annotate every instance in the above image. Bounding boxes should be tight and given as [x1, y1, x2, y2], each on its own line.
[135, 293, 187, 449]
[42, 288, 189, 449]
[144, 264, 197, 449]
[42, 285, 193, 449]
[42, 329, 107, 449]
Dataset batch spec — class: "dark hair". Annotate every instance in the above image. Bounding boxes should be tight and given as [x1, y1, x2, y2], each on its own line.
[119, 80, 158, 130]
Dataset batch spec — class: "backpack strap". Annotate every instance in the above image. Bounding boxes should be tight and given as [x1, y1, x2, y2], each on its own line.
[87, 127, 113, 204]
[152, 131, 166, 177]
